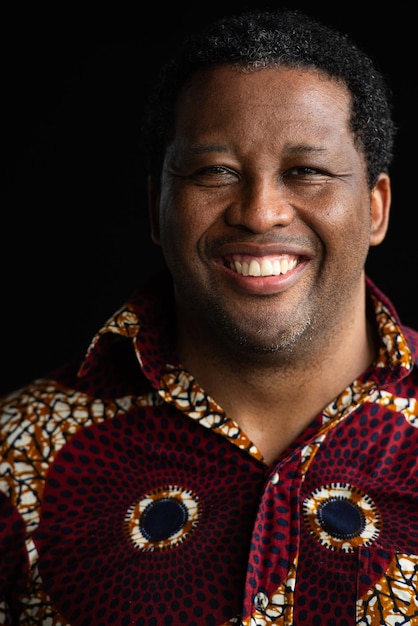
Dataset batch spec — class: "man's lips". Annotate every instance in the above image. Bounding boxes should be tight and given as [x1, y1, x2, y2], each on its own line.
[223, 253, 299, 277]
[209, 241, 311, 295]
[213, 241, 310, 279]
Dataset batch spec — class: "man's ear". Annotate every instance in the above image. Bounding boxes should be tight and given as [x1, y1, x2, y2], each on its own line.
[148, 175, 161, 245]
[370, 173, 391, 247]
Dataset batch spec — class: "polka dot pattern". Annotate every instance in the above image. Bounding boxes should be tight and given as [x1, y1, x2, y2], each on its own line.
[34, 409, 267, 624]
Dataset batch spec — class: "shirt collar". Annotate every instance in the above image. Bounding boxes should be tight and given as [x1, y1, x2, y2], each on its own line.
[77, 272, 416, 390]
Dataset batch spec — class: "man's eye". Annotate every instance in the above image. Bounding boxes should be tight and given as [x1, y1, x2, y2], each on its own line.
[196, 166, 236, 176]
[284, 166, 327, 177]
[192, 166, 239, 185]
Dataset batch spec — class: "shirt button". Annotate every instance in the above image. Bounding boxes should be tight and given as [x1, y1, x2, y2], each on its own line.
[271, 472, 280, 485]
[254, 591, 268, 611]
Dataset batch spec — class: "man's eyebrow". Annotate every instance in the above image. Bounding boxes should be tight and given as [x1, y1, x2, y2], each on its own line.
[188, 143, 228, 154]
[286, 144, 328, 154]
[188, 143, 328, 153]
[183, 143, 329, 157]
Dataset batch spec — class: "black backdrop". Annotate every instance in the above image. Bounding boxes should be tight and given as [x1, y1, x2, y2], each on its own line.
[2, 3, 416, 395]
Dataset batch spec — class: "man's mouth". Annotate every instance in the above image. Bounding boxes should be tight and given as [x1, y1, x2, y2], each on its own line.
[225, 254, 299, 277]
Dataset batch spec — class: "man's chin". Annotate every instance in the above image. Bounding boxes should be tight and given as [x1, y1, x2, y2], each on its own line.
[207, 314, 311, 359]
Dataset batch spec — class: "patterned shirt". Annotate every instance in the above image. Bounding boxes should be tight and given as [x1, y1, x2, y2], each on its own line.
[1, 271, 417, 625]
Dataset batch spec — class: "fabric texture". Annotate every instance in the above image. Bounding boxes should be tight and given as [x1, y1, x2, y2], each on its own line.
[1, 271, 417, 625]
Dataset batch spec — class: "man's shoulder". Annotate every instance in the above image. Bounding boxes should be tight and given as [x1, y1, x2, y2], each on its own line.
[0, 370, 86, 422]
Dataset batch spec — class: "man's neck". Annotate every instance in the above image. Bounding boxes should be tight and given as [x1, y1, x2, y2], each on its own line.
[175, 310, 377, 464]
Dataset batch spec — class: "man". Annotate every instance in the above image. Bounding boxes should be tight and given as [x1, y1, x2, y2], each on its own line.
[1, 9, 417, 625]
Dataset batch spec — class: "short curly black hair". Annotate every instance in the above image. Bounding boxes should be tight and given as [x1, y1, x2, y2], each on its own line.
[141, 9, 396, 189]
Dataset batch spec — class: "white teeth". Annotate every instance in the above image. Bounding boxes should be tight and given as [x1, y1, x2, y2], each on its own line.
[231, 257, 297, 277]
[249, 259, 261, 276]
[281, 258, 289, 274]
[260, 259, 273, 276]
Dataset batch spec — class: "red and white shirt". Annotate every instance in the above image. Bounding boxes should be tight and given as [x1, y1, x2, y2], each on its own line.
[1, 272, 417, 625]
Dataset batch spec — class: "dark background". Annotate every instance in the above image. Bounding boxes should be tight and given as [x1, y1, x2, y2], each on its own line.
[2, 3, 416, 395]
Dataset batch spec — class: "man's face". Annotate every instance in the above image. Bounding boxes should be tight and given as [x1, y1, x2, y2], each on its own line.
[149, 65, 389, 359]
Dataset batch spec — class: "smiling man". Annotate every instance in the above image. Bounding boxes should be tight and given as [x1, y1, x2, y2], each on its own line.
[1, 9, 417, 626]
[150, 64, 390, 463]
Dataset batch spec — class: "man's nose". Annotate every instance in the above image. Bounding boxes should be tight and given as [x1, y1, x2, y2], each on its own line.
[224, 179, 295, 233]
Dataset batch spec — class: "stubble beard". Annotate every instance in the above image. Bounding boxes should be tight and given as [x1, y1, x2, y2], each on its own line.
[180, 286, 316, 367]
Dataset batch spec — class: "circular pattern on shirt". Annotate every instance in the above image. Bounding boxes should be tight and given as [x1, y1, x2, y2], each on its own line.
[34, 411, 266, 625]
[303, 482, 381, 552]
[125, 485, 201, 551]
